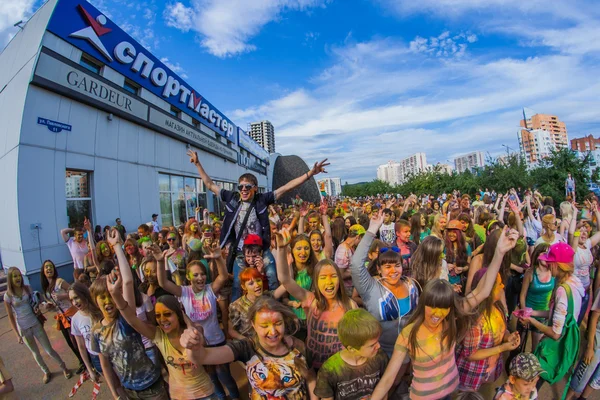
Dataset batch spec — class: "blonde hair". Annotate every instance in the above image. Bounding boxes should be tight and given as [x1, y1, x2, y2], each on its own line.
[560, 202, 573, 220]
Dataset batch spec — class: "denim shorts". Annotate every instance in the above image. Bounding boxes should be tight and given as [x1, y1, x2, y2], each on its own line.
[90, 353, 103, 373]
[570, 348, 600, 392]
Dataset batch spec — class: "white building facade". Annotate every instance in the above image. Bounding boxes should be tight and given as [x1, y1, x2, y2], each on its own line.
[454, 151, 485, 173]
[377, 161, 402, 185]
[317, 177, 342, 197]
[0, 0, 273, 287]
[399, 152, 427, 182]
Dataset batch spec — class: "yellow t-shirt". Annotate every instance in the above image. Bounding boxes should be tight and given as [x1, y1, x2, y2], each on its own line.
[152, 329, 213, 400]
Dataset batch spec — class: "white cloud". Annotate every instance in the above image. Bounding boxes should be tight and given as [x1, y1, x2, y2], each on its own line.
[228, 32, 600, 182]
[162, 0, 329, 57]
[0, 0, 35, 48]
[409, 31, 476, 58]
[160, 57, 189, 79]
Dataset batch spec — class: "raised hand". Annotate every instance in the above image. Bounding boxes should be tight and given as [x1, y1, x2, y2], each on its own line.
[107, 228, 122, 247]
[507, 199, 518, 212]
[319, 198, 328, 215]
[496, 227, 519, 254]
[83, 217, 91, 232]
[150, 244, 164, 261]
[107, 267, 123, 294]
[299, 203, 309, 217]
[187, 149, 199, 165]
[310, 159, 330, 176]
[368, 209, 385, 232]
[203, 245, 222, 260]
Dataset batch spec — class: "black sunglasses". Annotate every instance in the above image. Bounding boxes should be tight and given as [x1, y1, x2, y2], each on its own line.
[238, 184, 255, 191]
[167, 238, 176, 242]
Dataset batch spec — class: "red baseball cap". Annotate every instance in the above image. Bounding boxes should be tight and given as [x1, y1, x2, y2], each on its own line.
[243, 234, 263, 247]
[538, 242, 574, 264]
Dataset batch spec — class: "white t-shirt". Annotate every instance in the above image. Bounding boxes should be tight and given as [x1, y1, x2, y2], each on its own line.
[151, 220, 160, 233]
[71, 311, 99, 355]
[574, 239, 593, 289]
[136, 293, 155, 349]
[534, 233, 565, 247]
[4, 291, 38, 332]
[179, 284, 224, 345]
[379, 223, 396, 244]
[66, 237, 88, 270]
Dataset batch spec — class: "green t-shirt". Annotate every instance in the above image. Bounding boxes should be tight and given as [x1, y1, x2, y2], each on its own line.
[290, 269, 312, 320]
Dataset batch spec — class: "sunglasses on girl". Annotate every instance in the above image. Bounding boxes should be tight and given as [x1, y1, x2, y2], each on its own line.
[167, 237, 176, 242]
[238, 184, 255, 191]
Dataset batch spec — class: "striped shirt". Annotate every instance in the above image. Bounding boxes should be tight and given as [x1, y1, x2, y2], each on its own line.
[395, 323, 458, 399]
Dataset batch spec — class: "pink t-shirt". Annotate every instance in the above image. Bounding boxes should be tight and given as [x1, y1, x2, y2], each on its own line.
[66, 238, 88, 270]
[302, 292, 347, 369]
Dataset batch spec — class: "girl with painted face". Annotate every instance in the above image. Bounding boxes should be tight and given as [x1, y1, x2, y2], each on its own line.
[350, 210, 420, 362]
[456, 269, 520, 395]
[107, 267, 216, 400]
[162, 231, 188, 286]
[4, 267, 71, 384]
[157, 243, 241, 400]
[68, 282, 105, 384]
[283, 234, 319, 328]
[299, 199, 334, 260]
[371, 227, 519, 400]
[124, 238, 143, 275]
[228, 268, 286, 340]
[139, 256, 171, 305]
[518, 242, 584, 391]
[181, 296, 318, 400]
[184, 219, 202, 255]
[445, 220, 472, 286]
[274, 239, 356, 370]
[40, 260, 86, 374]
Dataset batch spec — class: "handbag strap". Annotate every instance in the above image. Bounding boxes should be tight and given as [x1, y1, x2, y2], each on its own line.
[560, 283, 574, 317]
[231, 199, 257, 252]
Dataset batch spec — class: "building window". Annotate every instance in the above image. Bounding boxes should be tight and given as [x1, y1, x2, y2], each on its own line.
[213, 181, 236, 217]
[66, 170, 92, 229]
[159, 173, 206, 228]
[123, 79, 140, 95]
[79, 55, 102, 74]
[192, 119, 201, 129]
[169, 106, 180, 118]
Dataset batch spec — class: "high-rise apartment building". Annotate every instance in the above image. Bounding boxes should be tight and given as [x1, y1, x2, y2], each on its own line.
[454, 151, 485, 173]
[377, 161, 402, 185]
[317, 177, 342, 197]
[249, 120, 276, 153]
[571, 134, 600, 153]
[399, 153, 427, 182]
[518, 112, 568, 166]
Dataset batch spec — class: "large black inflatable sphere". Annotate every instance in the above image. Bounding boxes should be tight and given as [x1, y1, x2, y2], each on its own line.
[272, 155, 321, 205]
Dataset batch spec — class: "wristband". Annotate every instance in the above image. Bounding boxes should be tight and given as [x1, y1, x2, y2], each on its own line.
[306, 171, 309, 180]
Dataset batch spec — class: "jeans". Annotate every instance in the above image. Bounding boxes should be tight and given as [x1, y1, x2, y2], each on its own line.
[231, 249, 278, 301]
[578, 289, 591, 325]
[90, 354, 103, 373]
[123, 377, 169, 400]
[21, 321, 66, 374]
[571, 341, 600, 392]
[206, 341, 240, 399]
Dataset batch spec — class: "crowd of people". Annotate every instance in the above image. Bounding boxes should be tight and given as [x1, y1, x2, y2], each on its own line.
[3, 153, 600, 400]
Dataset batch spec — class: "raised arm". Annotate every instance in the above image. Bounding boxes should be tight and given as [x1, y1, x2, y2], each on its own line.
[507, 199, 525, 237]
[274, 159, 330, 201]
[84, 218, 100, 268]
[188, 149, 220, 196]
[498, 193, 509, 223]
[204, 245, 228, 295]
[107, 268, 157, 340]
[569, 203, 579, 250]
[154, 245, 183, 297]
[60, 227, 74, 243]
[108, 229, 136, 307]
[350, 211, 382, 297]
[371, 343, 407, 400]
[321, 201, 334, 259]
[181, 326, 235, 366]
[273, 242, 309, 302]
[463, 227, 518, 314]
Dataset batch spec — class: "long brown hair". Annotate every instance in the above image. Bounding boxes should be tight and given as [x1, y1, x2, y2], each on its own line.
[410, 236, 444, 290]
[410, 213, 424, 245]
[406, 279, 463, 357]
[40, 259, 58, 297]
[444, 229, 468, 267]
[249, 296, 300, 339]
[468, 268, 506, 330]
[6, 267, 26, 298]
[290, 234, 318, 279]
[69, 282, 103, 322]
[310, 259, 354, 317]
[482, 229, 512, 283]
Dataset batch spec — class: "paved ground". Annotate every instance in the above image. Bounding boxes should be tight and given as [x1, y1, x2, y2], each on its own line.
[1, 303, 599, 400]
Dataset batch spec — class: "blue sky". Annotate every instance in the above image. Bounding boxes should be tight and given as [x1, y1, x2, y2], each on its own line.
[2, 0, 600, 183]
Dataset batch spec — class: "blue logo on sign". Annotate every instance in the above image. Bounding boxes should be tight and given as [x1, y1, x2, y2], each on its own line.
[38, 117, 72, 133]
